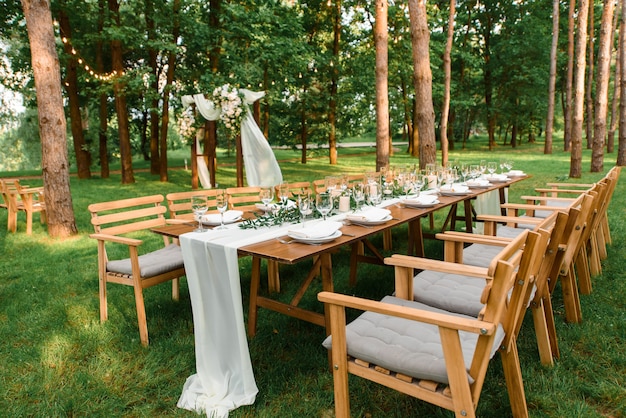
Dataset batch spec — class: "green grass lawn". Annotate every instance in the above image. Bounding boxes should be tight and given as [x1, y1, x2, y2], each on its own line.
[1, 138, 625, 417]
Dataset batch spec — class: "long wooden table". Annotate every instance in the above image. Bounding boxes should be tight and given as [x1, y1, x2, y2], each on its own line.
[153, 175, 528, 339]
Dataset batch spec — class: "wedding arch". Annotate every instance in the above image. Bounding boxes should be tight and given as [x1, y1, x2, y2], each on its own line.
[181, 87, 283, 188]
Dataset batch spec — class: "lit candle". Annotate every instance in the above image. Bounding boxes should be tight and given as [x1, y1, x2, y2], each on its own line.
[339, 196, 350, 212]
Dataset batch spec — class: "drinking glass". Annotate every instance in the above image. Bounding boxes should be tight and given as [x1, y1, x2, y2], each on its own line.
[366, 182, 382, 206]
[470, 164, 480, 179]
[316, 193, 333, 220]
[298, 191, 312, 226]
[413, 173, 424, 196]
[278, 182, 290, 205]
[352, 183, 365, 211]
[460, 163, 469, 183]
[191, 195, 208, 233]
[259, 187, 274, 208]
[215, 190, 228, 230]
[487, 162, 497, 176]
[479, 160, 487, 175]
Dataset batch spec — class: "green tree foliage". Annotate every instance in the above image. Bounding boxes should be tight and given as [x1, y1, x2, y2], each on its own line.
[1, 0, 600, 171]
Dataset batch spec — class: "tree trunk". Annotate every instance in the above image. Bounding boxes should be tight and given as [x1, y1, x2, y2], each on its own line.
[439, 0, 455, 167]
[545, 0, 560, 154]
[374, 0, 389, 172]
[96, 0, 109, 179]
[585, 0, 595, 150]
[146, 0, 160, 175]
[58, 7, 91, 179]
[328, 0, 340, 165]
[617, 0, 626, 166]
[564, 0, 577, 151]
[408, 0, 436, 169]
[608, 16, 621, 154]
[301, 91, 308, 164]
[482, 11, 496, 151]
[21, 0, 77, 238]
[570, 0, 590, 178]
[108, 0, 134, 184]
[591, 0, 616, 172]
[401, 77, 413, 155]
[158, 0, 181, 182]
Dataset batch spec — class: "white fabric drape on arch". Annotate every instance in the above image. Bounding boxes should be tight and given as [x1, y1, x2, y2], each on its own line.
[181, 90, 283, 187]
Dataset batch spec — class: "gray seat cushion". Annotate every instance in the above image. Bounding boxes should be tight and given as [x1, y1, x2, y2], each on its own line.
[107, 244, 184, 278]
[322, 295, 504, 385]
[412, 270, 487, 317]
[534, 199, 571, 218]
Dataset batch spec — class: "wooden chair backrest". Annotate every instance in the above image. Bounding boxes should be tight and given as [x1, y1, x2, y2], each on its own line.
[274, 181, 312, 200]
[166, 189, 219, 220]
[88, 194, 169, 237]
[226, 186, 262, 211]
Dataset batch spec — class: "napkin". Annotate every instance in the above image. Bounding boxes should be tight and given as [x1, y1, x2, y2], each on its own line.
[403, 195, 438, 205]
[288, 221, 342, 239]
[465, 179, 491, 187]
[255, 200, 296, 211]
[440, 184, 469, 193]
[345, 208, 391, 222]
[507, 170, 525, 176]
[484, 174, 509, 181]
[202, 210, 243, 224]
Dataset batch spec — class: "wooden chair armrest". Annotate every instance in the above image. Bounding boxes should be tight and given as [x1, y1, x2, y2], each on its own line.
[520, 195, 576, 202]
[545, 182, 594, 188]
[20, 186, 45, 194]
[89, 233, 142, 246]
[318, 291, 496, 335]
[434, 231, 512, 246]
[534, 188, 587, 195]
[384, 254, 489, 279]
[475, 214, 545, 224]
[500, 203, 566, 212]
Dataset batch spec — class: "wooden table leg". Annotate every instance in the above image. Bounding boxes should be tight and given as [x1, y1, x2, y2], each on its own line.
[463, 199, 473, 233]
[408, 218, 424, 257]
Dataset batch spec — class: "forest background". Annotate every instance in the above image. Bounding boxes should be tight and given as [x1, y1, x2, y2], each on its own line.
[1, 0, 626, 236]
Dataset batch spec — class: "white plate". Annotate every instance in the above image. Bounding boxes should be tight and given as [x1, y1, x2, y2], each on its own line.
[346, 215, 393, 226]
[440, 191, 472, 196]
[486, 177, 510, 183]
[288, 229, 342, 245]
[507, 171, 526, 177]
[464, 182, 492, 188]
[403, 199, 440, 208]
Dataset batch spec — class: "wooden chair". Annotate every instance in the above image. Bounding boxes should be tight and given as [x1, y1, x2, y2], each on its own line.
[319, 229, 546, 418]
[0, 179, 47, 234]
[166, 189, 219, 222]
[274, 181, 311, 200]
[226, 186, 262, 212]
[88, 195, 185, 346]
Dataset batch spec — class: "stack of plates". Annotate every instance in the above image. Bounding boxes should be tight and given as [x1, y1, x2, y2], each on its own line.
[201, 210, 243, 226]
[345, 208, 392, 226]
[402, 195, 440, 208]
[287, 221, 343, 244]
[439, 184, 471, 196]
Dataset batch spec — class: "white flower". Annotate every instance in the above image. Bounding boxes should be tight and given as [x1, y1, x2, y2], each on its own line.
[212, 83, 244, 136]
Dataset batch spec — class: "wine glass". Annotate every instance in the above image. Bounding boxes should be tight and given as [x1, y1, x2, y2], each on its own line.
[316, 193, 333, 221]
[297, 191, 312, 226]
[278, 182, 290, 206]
[259, 187, 274, 210]
[470, 164, 480, 180]
[352, 183, 365, 211]
[413, 173, 424, 197]
[214, 190, 228, 230]
[191, 195, 208, 233]
[479, 160, 487, 175]
[487, 162, 497, 176]
[366, 182, 382, 206]
[460, 163, 469, 183]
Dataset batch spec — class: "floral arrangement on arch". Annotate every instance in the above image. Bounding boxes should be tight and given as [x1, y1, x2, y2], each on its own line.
[212, 84, 245, 136]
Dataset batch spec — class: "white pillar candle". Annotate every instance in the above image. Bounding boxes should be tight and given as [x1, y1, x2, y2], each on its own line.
[339, 196, 350, 212]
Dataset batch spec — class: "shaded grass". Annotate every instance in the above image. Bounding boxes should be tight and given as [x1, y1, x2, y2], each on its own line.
[0, 137, 625, 417]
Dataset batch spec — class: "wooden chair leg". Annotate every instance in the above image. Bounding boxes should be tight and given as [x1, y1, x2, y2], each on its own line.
[561, 269, 582, 323]
[7, 207, 17, 232]
[531, 298, 555, 366]
[575, 248, 592, 295]
[542, 295, 560, 359]
[500, 342, 529, 418]
[133, 284, 149, 346]
[99, 277, 108, 322]
[26, 210, 33, 234]
[328, 304, 350, 418]
[171, 277, 180, 301]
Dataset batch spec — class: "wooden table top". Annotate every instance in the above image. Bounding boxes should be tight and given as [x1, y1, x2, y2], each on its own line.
[152, 176, 529, 265]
